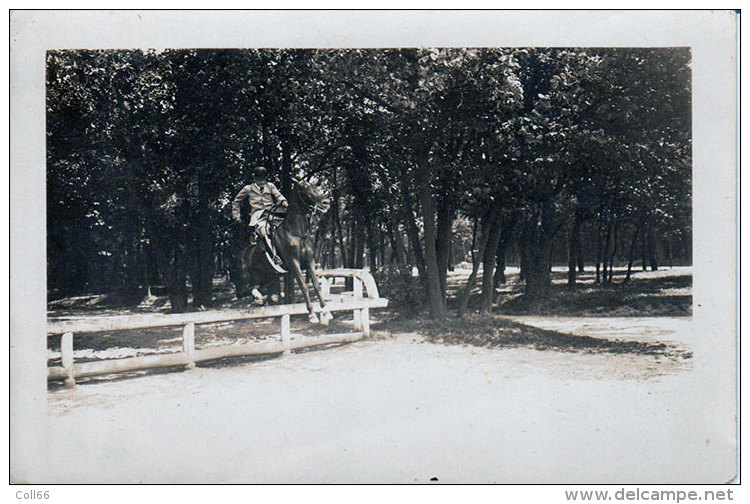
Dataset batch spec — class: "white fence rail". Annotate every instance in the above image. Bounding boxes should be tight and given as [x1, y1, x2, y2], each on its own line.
[48, 269, 388, 387]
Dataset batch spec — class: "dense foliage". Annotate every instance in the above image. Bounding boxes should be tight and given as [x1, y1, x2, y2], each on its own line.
[47, 48, 691, 316]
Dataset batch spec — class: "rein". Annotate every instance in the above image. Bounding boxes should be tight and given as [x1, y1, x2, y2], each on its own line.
[296, 191, 325, 215]
[310, 200, 328, 215]
[273, 181, 329, 240]
[293, 184, 329, 230]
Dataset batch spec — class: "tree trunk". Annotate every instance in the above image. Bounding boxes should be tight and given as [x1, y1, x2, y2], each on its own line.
[595, 212, 603, 284]
[155, 238, 188, 312]
[146, 195, 188, 311]
[493, 211, 518, 289]
[522, 203, 553, 301]
[415, 155, 445, 319]
[447, 240, 454, 271]
[344, 219, 356, 290]
[435, 200, 454, 299]
[608, 223, 618, 283]
[328, 228, 336, 269]
[576, 226, 585, 273]
[494, 245, 507, 286]
[624, 222, 641, 283]
[167, 256, 188, 312]
[331, 166, 347, 268]
[142, 243, 151, 295]
[403, 204, 427, 279]
[313, 211, 328, 264]
[124, 235, 139, 290]
[386, 215, 407, 266]
[647, 219, 659, 271]
[346, 219, 355, 268]
[378, 220, 386, 267]
[192, 176, 214, 307]
[366, 220, 377, 270]
[602, 223, 612, 284]
[641, 224, 648, 271]
[399, 170, 427, 279]
[355, 225, 366, 270]
[458, 212, 492, 317]
[281, 137, 295, 301]
[480, 214, 503, 314]
[567, 212, 583, 289]
[667, 232, 673, 268]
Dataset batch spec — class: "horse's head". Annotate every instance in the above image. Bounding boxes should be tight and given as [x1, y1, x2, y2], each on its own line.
[291, 177, 331, 215]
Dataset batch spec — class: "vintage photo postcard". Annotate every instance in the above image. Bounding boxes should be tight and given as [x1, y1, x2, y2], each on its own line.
[10, 10, 738, 485]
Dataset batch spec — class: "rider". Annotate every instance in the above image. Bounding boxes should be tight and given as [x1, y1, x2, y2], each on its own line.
[232, 166, 288, 260]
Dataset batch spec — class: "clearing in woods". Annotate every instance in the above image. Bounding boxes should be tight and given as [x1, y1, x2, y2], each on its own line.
[40, 267, 729, 484]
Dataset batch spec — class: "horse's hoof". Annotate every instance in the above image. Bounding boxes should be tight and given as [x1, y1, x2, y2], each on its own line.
[308, 313, 320, 324]
[252, 298, 265, 306]
[270, 294, 279, 303]
[320, 311, 332, 326]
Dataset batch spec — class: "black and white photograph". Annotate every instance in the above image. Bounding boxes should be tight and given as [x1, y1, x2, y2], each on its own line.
[10, 10, 739, 489]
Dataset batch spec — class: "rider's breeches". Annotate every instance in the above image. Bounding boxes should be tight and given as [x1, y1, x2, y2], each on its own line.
[249, 209, 264, 227]
[249, 209, 269, 238]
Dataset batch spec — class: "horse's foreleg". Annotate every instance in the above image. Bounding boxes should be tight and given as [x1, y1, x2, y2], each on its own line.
[306, 265, 331, 325]
[307, 266, 327, 308]
[289, 260, 318, 323]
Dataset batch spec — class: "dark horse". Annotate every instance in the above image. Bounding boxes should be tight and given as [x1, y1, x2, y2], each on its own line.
[231, 177, 331, 324]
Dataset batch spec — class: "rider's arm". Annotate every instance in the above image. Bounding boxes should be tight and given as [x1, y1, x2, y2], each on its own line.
[231, 185, 251, 221]
[270, 183, 288, 207]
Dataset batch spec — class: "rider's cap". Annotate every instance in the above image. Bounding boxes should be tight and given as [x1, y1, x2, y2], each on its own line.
[254, 166, 268, 176]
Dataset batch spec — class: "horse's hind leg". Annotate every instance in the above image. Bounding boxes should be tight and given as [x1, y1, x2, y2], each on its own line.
[267, 278, 281, 304]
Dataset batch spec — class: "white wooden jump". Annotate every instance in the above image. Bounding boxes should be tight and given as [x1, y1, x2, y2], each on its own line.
[47, 269, 388, 388]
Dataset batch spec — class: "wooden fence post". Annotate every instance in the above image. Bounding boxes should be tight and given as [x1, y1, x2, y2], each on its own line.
[48, 271, 388, 384]
[320, 276, 330, 300]
[353, 276, 363, 330]
[361, 307, 370, 338]
[319, 276, 331, 326]
[61, 332, 75, 388]
[280, 313, 291, 355]
[182, 322, 196, 369]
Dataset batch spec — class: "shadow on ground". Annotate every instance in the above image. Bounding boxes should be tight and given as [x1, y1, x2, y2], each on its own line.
[47, 339, 353, 391]
[447, 269, 692, 317]
[373, 315, 692, 361]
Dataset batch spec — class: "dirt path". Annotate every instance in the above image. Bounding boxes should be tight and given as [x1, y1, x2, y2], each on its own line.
[502, 316, 695, 345]
[40, 317, 734, 484]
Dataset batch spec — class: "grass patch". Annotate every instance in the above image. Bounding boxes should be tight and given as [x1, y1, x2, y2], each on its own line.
[490, 271, 692, 317]
[496, 289, 692, 317]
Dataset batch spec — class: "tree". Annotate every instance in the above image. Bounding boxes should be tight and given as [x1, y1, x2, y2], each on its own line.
[47, 47, 692, 318]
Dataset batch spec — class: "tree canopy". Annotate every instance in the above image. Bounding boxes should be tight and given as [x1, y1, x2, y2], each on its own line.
[47, 47, 691, 317]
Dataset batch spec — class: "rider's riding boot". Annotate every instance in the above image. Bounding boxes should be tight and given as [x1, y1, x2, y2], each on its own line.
[267, 239, 283, 265]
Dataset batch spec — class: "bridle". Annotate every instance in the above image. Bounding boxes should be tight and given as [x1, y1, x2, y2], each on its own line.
[293, 179, 329, 216]
[279, 180, 329, 239]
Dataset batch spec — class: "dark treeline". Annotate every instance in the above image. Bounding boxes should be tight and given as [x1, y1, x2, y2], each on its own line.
[47, 48, 691, 318]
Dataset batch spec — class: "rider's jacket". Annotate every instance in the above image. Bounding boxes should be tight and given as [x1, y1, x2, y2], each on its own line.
[231, 181, 288, 225]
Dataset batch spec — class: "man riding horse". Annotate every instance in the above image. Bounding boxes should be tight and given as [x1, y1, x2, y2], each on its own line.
[231, 166, 287, 266]
[229, 166, 332, 324]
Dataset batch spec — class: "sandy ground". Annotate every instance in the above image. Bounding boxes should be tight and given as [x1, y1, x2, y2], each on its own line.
[41, 315, 735, 484]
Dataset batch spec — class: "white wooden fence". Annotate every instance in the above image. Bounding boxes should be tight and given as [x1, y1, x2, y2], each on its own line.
[48, 269, 388, 387]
